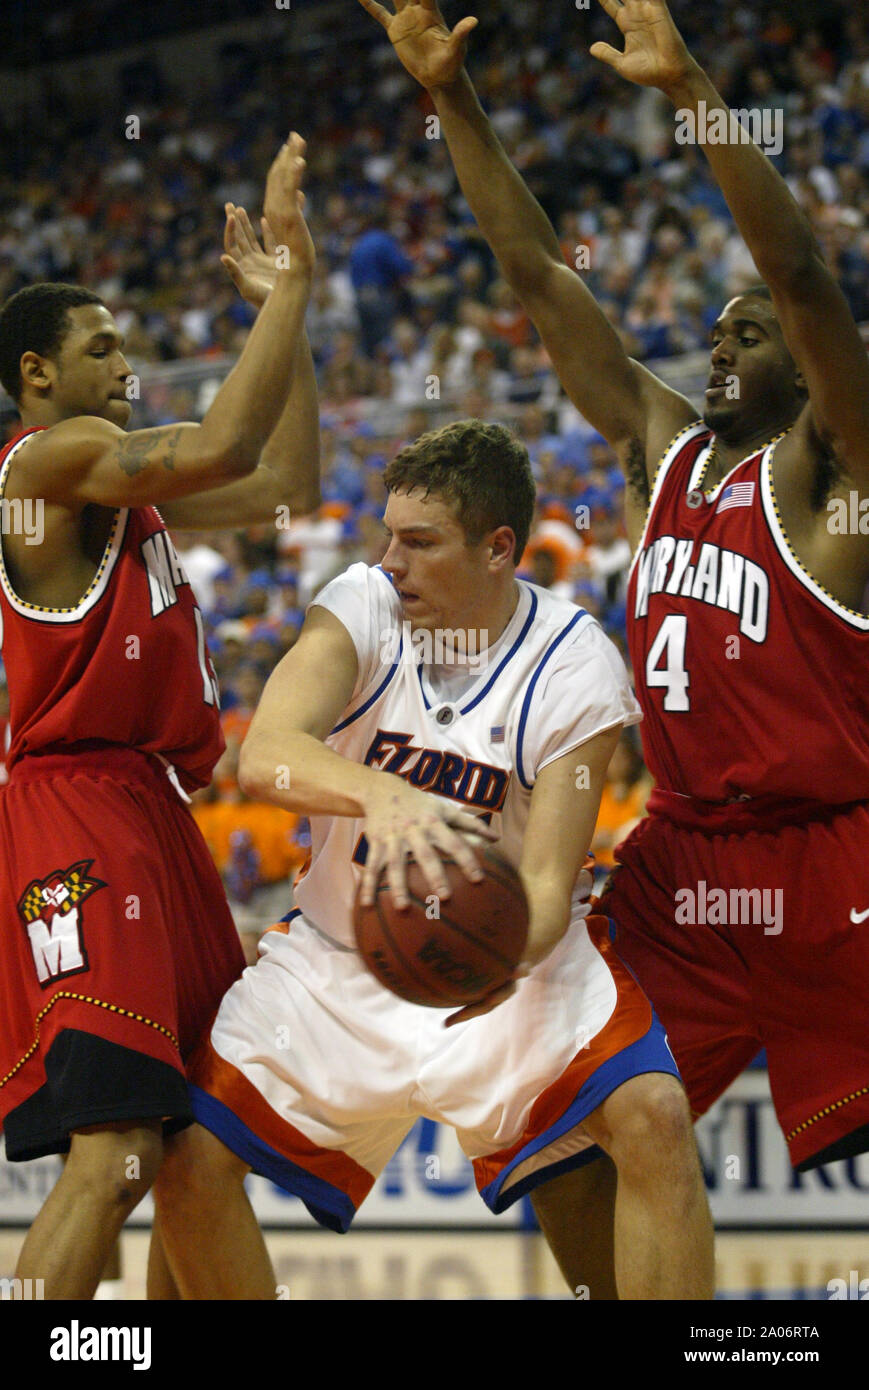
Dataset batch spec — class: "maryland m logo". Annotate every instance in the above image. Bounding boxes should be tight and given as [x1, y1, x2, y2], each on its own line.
[17, 861, 106, 987]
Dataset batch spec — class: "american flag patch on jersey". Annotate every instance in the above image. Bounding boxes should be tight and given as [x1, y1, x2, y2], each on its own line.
[490, 726, 505, 743]
[716, 481, 755, 513]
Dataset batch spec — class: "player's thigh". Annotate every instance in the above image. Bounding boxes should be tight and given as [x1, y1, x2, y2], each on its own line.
[531, 1155, 619, 1300]
[531, 1153, 617, 1245]
[157, 1122, 251, 1202]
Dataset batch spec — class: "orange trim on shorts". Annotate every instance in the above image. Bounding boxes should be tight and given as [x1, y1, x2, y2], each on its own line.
[473, 916, 652, 1189]
[189, 1034, 374, 1209]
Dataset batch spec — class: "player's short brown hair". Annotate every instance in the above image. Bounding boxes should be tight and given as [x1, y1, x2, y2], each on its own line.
[0, 283, 104, 402]
[383, 419, 536, 562]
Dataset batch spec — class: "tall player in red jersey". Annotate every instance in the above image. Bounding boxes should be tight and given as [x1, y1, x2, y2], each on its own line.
[362, 0, 869, 1295]
[0, 134, 320, 1297]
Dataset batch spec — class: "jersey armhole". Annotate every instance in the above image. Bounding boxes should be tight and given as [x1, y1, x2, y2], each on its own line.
[760, 445, 869, 631]
[0, 433, 129, 624]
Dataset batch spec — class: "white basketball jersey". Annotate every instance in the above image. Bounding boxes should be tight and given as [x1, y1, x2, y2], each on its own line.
[294, 563, 641, 948]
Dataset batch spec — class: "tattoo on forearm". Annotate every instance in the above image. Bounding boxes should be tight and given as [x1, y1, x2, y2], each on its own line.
[115, 425, 185, 477]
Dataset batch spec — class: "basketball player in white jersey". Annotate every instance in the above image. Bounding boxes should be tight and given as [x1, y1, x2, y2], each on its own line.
[153, 419, 713, 1299]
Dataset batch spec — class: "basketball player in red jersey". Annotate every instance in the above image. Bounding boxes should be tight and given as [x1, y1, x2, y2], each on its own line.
[0, 134, 320, 1298]
[362, 0, 869, 1295]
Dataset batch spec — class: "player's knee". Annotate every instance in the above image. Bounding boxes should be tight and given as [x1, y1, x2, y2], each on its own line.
[601, 1076, 695, 1176]
[66, 1123, 163, 1211]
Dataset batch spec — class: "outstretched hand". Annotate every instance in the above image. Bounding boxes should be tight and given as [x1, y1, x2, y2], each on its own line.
[590, 0, 697, 95]
[356, 0, 478, 92]
[261, 132, 316, 284]
[221, 203, 280, 308]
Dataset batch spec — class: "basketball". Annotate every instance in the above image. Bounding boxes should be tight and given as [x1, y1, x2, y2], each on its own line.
[353, 844, 529, 1008]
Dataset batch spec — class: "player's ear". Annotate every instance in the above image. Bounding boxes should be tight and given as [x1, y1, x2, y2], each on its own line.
[19, 351, 54, 395]
[488, 525, 516, 570]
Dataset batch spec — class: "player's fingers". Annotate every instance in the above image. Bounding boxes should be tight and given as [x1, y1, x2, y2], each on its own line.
[428, 822, 485, 886]
[359, 841, 386, 908]
[383, 840, 412, 910]
[289, 155, 307, 193]
[273, 135, 305, 184]
[445, 980, 516, 1028]
[223, 206, 237, 253]
[445, 809, 498, 843]
[220, 254, 243, 288]
[356, 0, 393, 24]
[451, 15, 478, 45]
[589, 41, 624, 70]
[403, 830, 452, 901]
[235, 205, 260, 253]
[261, 217, 277, 255]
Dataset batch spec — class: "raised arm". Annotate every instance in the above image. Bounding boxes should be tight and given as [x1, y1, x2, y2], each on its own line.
[161, 205, 321, 529]
[19, 136, 316, 511]
[356, 0, 696, 495]
[591, 0, 869, 485]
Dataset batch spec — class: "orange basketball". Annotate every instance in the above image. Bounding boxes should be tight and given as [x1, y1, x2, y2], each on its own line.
[353, 845, 529, 1008]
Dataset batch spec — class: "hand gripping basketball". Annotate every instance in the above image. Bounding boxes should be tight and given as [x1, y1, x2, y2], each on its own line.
[357, 775, 497, 913]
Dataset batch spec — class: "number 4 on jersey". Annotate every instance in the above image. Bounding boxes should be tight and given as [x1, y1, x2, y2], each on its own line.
[646, 614, 690, 711]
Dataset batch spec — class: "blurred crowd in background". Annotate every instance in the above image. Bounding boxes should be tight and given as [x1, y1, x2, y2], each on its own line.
[0, 0, 866, 931]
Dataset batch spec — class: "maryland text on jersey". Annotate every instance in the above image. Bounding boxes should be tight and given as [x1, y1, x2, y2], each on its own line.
[634, 536, 769, 642]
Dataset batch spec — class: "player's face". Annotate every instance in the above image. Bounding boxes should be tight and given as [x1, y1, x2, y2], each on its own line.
[703, 296, 803, 440]
[381, 488, 498, 634]
[48, 306, 133, 426]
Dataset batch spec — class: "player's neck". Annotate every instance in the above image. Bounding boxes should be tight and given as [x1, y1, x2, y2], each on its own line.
[434, 579, 520, 666]
[477, 578, 521, 653]
[19, 402, 76, 430]
[706, 424, 789, 486]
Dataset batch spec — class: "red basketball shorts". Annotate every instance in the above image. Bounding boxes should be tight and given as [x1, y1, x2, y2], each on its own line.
[0, 745, 244, 1160]
[600, 792, 869, 1170]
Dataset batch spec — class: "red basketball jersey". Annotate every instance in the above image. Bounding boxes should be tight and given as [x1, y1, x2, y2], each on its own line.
[0, 429, 223, 792]
[627, 421, 869, 804]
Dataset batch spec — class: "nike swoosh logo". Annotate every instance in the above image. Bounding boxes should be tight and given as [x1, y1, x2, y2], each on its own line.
[850, 907, 869, 924]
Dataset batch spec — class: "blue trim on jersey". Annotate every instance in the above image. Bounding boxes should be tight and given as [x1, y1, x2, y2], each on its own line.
[459, 587, 539, 715]
[479, 1014, 680, 1215]
[331, 631, 404, 734]
[189, 1086, 358, 1234]
[417, 661, 431, 711]
[514, 609, 586, 790]
[279, 908, 302, 926]
[413, 587, 538, 716]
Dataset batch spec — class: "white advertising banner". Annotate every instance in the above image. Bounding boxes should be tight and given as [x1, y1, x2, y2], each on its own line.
[1, 1069, 867, 1228]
